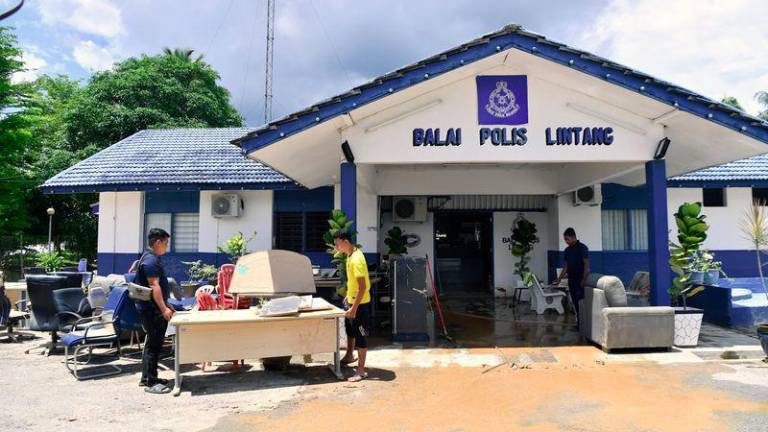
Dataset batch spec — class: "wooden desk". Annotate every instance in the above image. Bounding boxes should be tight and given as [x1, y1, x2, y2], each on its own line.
[4, 282, 27, 307]
[169, 301, 346, 396]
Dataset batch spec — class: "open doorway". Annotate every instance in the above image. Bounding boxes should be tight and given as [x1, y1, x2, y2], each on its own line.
[433, 211, 493, 294]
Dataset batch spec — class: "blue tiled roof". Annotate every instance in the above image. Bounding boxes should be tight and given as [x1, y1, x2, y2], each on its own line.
[669, 154, 768, 186]
[41, 128, 297, 193]
[233, 23, 768, 154]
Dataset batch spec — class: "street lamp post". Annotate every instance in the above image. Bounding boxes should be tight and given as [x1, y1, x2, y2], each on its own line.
[47, 207, 55, 253]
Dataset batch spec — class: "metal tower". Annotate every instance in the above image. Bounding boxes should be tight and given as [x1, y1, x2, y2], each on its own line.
[264, 0, 275, 124]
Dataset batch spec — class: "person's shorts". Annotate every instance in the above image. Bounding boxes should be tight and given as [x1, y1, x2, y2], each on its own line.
[344, 303, 371, 349]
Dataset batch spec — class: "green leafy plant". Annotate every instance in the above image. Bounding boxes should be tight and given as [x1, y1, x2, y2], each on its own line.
[740, 201, 768, 304]
[217, 232, 253, 263]
[384, 226, 408, 256]
[322, 210, 357, 296]
[668, 202, 709, 305]
[511, 218, 539, 277]
[35, 251, 66, 272]
[181, 260, 218, 283]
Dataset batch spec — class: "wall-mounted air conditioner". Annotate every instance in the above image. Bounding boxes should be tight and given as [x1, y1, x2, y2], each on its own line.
[573, 185, 602, 206]
[211, 193, 243, 218]
[392, 196, 428, 222]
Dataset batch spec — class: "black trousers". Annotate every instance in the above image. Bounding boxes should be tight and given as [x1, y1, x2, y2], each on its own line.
[568, 279, 585, 318]
[140, 310, 168, 384]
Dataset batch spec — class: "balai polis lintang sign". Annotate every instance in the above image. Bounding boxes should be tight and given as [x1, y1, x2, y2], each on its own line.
[412, 75, 614, 147]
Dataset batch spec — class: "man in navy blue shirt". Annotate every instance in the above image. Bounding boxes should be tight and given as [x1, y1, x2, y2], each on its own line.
[135, 228, 174, 393]
[554, 227, 589, 320]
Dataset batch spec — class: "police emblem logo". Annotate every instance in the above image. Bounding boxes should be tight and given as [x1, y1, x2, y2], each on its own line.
[485, 81, 520, 118]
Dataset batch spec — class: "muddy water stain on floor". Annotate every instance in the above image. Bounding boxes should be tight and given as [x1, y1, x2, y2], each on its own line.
[206, 361, 768, 432]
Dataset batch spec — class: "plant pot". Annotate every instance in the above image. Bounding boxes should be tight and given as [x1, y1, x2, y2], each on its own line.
[703, 270, 720, 285]
[674, 307, 704, 347]
[757, 323, 768, 358]
[689, 271, 705, 284]
[181, 282, 200, 298]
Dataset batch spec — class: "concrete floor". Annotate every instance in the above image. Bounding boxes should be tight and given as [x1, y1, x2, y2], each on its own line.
[1, 298, 766, 432]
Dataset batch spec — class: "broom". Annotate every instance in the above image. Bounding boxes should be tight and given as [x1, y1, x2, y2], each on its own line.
[425, 254, 452, 342]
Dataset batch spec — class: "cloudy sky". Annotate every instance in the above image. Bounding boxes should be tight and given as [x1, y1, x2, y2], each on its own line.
[3, 0, 767, 125]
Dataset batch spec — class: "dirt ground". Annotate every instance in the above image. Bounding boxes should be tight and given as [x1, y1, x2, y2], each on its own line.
[206, 349, 768, 432]
[2, 337, 767, 432]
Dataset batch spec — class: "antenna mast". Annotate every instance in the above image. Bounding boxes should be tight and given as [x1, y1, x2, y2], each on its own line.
[264, 0, 275, 124]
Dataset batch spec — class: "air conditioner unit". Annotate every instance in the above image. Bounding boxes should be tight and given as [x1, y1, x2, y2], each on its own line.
[573, 185, 602, 206]
[211, 193, 243, 218]
[392, 196, 428, 222]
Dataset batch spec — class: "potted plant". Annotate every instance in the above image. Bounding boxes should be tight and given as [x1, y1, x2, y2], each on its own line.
[35, 250, 67, 273]
[322, 209, 357, 299]
[218, 231, 254, 264]
[384, 226, 408, 256]
[668, 202, 708, 347]
[511, 218, 539, 277]
[180, 260, 218, 297]
[740, 201, 768, 360]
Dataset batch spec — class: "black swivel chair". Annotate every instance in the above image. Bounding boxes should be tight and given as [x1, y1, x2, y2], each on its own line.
[50, 271, 85, 290]
[25, 275, 69, 355]
[52, 288, 92, 333]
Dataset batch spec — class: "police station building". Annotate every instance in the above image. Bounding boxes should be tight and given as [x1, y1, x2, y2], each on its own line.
[43, 24, 768, 309]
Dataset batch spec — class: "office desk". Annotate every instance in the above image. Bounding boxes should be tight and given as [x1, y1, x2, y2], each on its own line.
[169, 301, 345, 396]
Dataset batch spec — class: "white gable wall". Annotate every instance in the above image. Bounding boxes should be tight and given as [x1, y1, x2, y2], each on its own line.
[198, 190, 274, 253]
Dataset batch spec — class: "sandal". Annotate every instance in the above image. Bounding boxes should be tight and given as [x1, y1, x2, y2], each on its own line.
[340, 357, 358, 365]
[144, 383, 172, 394]
[347, 372, 368, 382]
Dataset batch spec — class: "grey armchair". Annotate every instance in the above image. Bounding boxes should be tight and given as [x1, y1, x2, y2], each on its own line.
[579, 273, 674, 352]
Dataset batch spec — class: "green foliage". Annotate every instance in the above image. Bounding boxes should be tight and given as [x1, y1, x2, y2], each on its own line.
[35, 250, 67, 272]
[0, 27, 35, 235]
[721, 96, 744, 111]
[322, 209, 357, 296]
[511, 218, 539, 276]
[181, 259, 218, 283]
[384, 226, 408, 256]
[668, 202, 709, 303]
[64, 50, 242, 152]
[756, 91, 768, 121]
[0, 33, 245, 269]
[217, 232, 253, 263]
[740, 202, 768, 303]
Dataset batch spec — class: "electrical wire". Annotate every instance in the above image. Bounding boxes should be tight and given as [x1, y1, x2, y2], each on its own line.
[308, 0, 355, 88]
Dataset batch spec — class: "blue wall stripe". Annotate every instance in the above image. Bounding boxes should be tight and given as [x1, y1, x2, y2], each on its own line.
[145, 191, 200, 213]
[274, 186, 334, 212]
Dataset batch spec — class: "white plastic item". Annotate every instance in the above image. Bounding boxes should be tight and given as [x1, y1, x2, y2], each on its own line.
[530, 275, 565, 315]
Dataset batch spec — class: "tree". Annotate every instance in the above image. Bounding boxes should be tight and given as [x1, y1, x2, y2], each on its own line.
[755, 91, 768, 120]
[64, 51, 242, 152]
[721, 96, 744, 111]
[0, 26, 35, 235]
[162, 47, 203, 63]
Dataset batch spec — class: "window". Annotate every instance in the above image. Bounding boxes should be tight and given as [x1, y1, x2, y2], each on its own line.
[143, 212, 199, 252]
[602, 210, 627, 250]
[753, 188, 768, 204]
[172, 213, 199, 252]
[602, 209, 648, 251]
[144, 213, 172, 249]
[703, 188, 725, 207]
[274, 211, 330, 253]
[274, 213, 303, 252]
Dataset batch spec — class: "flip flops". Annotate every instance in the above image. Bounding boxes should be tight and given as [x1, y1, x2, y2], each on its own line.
[144, 383, 172, 394]
[347, 372, 368, 382]
[340, 357, 358, 366]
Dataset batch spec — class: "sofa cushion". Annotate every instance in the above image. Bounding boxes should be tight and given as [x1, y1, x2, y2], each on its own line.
[596, 276, 627, 307]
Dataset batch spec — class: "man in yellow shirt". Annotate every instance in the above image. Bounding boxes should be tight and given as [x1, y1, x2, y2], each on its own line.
[333, 231, 370, 382]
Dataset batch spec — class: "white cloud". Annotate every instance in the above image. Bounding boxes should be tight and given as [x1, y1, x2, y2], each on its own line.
[38, 0, 124, 38]
[578, 0, 768, 116]
[72, 40, 114, 71]
[12, 51, 48, 83]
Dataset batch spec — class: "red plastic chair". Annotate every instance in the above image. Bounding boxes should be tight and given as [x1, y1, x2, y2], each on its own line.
[216, 264, 250, 310]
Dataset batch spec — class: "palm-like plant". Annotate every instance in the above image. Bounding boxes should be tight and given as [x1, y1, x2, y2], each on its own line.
[162, 47, 203, 63]
[740, 201, 768, 302]
[755, 91, 768, 120]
